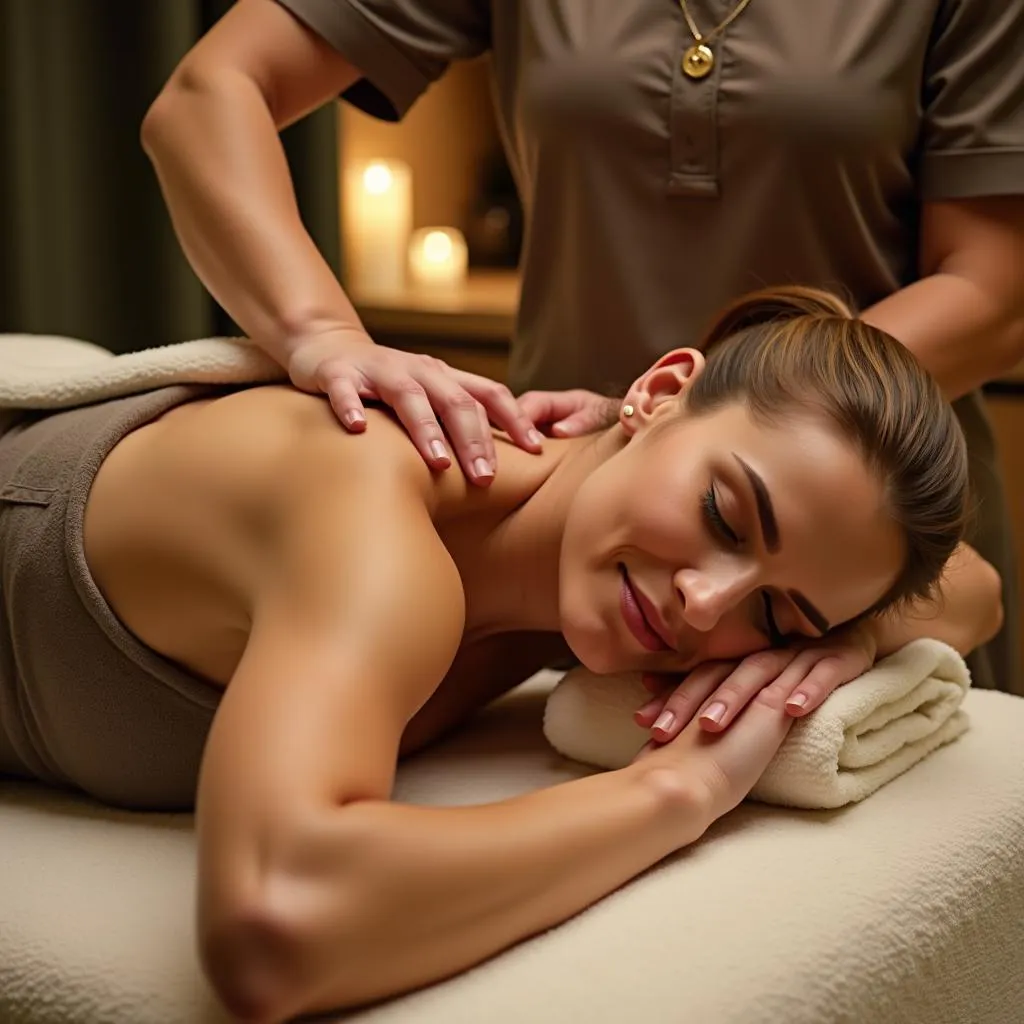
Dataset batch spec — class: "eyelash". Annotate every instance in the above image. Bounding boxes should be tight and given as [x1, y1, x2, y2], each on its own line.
[701, 484, 738, 544]
[762, 591, 786, 648]
[702, 484, 785, 647]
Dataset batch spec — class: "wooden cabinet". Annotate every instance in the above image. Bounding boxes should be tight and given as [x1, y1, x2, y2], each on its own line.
[352, 270, 515, 383]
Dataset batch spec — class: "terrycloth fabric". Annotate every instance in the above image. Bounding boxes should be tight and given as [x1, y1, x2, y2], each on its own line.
[0, 333, 284, 411]
[2, 676, 1024, 1024]
[543, 639, 971, 809]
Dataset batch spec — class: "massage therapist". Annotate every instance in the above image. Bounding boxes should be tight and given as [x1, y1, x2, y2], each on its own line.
[142, 0, 1024, 693]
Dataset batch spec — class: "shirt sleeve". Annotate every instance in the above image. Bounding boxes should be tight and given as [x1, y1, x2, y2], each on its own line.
[275, 0, 490, 121]
[919, 0, 1024, 199]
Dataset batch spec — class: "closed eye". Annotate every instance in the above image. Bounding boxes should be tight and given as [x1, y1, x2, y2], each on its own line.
[701, 484, 739, 545]
[761, 591, 786, 647]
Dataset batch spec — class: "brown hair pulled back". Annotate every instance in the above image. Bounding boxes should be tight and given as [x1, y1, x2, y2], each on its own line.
[688, 285, 968, 614]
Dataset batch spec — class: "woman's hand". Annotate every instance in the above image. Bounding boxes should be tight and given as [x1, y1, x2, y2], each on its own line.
[635, 677, 796, 821]
[287, 328, 544, 485]
[517, 388, 619, 437]
[635, 622, 878, 743]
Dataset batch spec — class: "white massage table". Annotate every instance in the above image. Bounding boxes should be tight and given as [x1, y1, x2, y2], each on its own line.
[3, 672, 1024, 1024]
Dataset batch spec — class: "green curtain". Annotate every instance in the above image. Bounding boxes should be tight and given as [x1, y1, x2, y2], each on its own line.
[0, 0, 340, 353]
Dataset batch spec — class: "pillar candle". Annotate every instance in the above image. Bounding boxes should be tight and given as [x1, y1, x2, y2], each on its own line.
[343, 159, 413, 294]
[408, 227, 469, 290]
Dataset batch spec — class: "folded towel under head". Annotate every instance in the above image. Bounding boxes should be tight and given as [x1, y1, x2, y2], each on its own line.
[543, 638, 971, 809]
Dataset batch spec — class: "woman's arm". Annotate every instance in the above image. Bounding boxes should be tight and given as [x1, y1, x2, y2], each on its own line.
[195, 437, 712, 1022]
[861, 197, 1024, 400]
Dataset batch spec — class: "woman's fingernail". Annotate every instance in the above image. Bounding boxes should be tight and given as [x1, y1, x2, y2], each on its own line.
[528, 429, 545, 447]
[429, 439, 449, 461]
[787, 693, 809, 711]
[701, 702, 727, 725]
[636, 698, 662, 719]
[653, 710, 676, 733]
[473, 457, 494, 479]
[343, 410, 365, 428]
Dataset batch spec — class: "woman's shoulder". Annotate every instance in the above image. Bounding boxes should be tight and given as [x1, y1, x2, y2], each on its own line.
[202, 383, 439, 499]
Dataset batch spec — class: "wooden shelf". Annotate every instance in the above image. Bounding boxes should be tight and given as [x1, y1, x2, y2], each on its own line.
[351, 269, 519, 344]
[352, 268, 1024, 388]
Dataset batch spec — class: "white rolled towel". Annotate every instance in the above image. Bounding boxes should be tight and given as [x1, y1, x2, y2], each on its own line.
[0, 333, 284, 410]
[543, 638, 971, 809]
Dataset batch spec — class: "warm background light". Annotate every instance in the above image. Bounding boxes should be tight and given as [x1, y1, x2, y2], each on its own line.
[408, 226, 468, 289]
[342, 158, 412, 294]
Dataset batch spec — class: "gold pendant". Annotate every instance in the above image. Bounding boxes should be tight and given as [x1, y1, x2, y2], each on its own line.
[682, 43, 715, 79]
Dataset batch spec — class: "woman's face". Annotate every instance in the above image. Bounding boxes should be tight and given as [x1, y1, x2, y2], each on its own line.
[559, 378, 905, 675]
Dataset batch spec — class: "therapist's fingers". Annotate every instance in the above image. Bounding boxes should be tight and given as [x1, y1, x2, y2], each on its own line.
[325, 375, 369, 433]
[450, 368, 544, 454]
[550, 403, 620, 438]
[517, 389, 617, 437]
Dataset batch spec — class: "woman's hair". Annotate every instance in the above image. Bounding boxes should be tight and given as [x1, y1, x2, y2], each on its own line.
[685, 285, 969, 615]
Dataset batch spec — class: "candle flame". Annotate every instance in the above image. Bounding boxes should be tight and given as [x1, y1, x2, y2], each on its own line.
[422, 230, 454, 263]
[362, 163, 394, 195]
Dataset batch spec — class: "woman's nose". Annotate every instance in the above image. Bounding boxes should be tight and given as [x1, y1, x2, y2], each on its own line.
[673, 566, 751, 633]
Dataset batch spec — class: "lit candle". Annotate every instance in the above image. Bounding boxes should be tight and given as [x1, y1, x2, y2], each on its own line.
[408, 227, 469, 290]
[342, 159, 413, 294]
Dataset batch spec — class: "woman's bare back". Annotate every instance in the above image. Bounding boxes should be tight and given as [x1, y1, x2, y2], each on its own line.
[83, 384, 566, 751]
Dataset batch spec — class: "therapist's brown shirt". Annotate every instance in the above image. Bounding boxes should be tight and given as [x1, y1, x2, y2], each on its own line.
[278, 0, 1024, 693]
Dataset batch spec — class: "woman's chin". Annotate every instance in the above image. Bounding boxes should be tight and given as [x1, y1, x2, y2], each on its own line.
[561, 620, 631, 676]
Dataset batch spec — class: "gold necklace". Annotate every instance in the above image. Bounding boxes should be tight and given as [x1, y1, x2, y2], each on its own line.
[679, 0, 754, 79]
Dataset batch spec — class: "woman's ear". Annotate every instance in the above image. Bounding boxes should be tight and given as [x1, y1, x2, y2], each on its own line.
[619, 349, 705, 434]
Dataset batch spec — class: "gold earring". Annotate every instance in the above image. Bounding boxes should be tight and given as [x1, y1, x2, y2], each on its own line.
[622, 404, 635, 418]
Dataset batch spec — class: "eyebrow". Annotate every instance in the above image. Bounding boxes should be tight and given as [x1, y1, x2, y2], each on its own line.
[732, 454, 780, 553]
[731, 453, 831, 636]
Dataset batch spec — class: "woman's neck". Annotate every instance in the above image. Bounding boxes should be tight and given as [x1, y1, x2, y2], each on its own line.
[462, 425, 627, 636]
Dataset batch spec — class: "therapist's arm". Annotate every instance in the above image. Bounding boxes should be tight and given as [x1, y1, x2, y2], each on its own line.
[868, 542, 1005, 659]
[141, 0, 540, 480]
[861, 197, 1024, 400]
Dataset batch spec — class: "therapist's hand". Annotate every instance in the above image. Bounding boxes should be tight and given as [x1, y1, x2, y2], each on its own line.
[634, 622, 878, 742]
[286, 328, 544, 486]
[517, 388, 618, 437]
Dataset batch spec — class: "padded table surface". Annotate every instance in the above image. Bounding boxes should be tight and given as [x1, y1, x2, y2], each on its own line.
[3, 675, 1024, 1024]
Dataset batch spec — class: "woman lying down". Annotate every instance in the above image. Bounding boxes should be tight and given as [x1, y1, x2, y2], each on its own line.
[0, 286, 1002, 1021]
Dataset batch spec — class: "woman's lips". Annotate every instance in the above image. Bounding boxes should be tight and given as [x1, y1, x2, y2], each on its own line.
[619, 567, 672, 653]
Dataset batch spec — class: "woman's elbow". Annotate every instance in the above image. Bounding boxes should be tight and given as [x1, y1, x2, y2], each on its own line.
[199, 848, 369, 1021]
[200, 893, 305, 1024]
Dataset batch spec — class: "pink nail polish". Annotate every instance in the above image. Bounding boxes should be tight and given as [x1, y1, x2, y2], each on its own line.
[429, 439, 449, 461]
[653, 710, 676, 732]
[702, 702, 727, 724]
[473, 457, 494, 478]
[787, 693, 808, 711]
